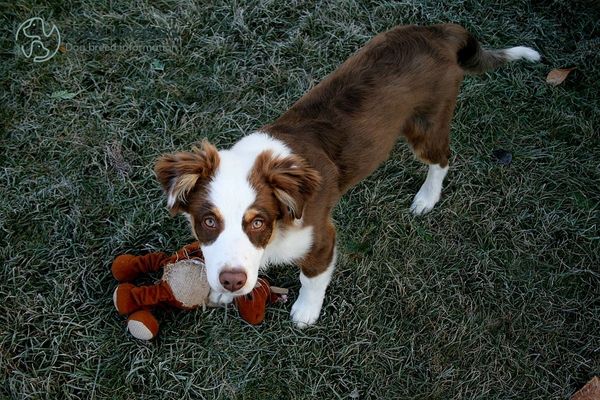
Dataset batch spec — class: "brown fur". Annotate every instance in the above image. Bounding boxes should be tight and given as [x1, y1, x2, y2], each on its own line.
[188, 205, 224, 245]
[156, 23, 520, 280]
[249, 151, 322, 222]
[246, 150, 322, 248]
[154, 140, 220, 215]
[260, 24, 495, 277]
[154, 141, 226, 245]
[242, 208, 272, 248]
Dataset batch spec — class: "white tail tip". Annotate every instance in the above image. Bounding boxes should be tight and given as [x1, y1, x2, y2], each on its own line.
[504, 46, 541, 62]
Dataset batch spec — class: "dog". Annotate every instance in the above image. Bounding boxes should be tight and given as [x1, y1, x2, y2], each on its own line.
[154, 24, 539, 327]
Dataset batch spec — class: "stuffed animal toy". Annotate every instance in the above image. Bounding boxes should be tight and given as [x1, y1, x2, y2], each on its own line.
[112, 242, 287, 340]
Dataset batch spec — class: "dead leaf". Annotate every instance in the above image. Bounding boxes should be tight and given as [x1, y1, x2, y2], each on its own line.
[105, 141, 131, 179]
[546, 67, 576, 86]
[58, 44, 66, 53]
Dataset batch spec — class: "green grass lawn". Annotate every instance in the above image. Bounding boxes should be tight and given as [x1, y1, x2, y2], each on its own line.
[1, 1, 599, 398]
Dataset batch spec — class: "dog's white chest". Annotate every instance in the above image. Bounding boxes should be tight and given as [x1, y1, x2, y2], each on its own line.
[261, 223, 313, 267]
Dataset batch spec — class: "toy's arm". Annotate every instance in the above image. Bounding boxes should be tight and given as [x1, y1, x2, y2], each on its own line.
[112, 252, 169, 282]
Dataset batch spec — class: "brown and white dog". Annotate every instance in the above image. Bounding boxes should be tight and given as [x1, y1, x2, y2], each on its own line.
[155, 24, 539, 327]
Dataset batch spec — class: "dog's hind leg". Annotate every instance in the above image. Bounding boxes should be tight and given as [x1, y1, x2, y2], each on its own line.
[404, 98, 455, 215]
[410, 163, 449, 215]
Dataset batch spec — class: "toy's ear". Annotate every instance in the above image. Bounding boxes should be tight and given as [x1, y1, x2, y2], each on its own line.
[154, 140, 220, 214]
[252, 151, 321, 221]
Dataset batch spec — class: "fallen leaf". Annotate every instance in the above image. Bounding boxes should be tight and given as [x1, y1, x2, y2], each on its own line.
[50, 90, 76, 100]
[546, 67, 575, 86]
[151, 59, 165, 71]
[105, 141, 131, 179]
[492, 149, 512, 165]
[58, 44, 66, 53]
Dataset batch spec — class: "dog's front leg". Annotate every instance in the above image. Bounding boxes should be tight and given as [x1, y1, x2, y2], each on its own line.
[291, 222, 337, 328]
[291, 248, 336, 328]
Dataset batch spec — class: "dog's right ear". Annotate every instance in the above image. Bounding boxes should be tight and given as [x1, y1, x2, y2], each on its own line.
[154, 140, 220, 214]
[252, 151, 321, 222]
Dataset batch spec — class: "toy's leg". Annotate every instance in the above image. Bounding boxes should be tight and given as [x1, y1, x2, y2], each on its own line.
[127, 310, 159, 340]
[113, 281, 174, 315]
[112, 252, 169, 282]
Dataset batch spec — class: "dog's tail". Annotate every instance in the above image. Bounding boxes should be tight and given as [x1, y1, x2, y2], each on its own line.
[442, 24, 541, 74]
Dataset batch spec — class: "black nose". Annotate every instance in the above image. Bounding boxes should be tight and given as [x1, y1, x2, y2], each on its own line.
[219, 269, 247, 292]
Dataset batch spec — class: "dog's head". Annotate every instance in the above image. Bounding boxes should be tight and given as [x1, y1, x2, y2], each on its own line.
[155, 136, 320, 296]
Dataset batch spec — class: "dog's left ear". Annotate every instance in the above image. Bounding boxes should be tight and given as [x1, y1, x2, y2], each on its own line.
[254, 151, 321, 220]
[154, 140, 220, 215]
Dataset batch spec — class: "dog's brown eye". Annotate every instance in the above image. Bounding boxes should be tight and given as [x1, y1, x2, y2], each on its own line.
[203, 216, 216, 229]
[251, 218, 264, 230]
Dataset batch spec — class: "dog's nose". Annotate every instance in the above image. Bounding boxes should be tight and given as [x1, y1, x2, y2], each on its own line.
[219, 269, 247, 292]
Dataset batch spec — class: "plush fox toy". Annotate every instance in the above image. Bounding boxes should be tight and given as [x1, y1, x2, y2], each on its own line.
[112, 242, 287, 340]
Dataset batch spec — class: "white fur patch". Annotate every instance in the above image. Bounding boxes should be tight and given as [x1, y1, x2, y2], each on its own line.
[411, 164, 449, 215]
[504, 46, 541, 62]
[230, 131, 291, 158]
[208, 290, 235, 306]
[167, 190, 177, 209]
[291, 247, 336, 328]
[261, 223, 314, 267]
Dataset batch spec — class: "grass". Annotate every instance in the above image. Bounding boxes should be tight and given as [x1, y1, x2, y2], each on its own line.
[1, 0, 599, 398]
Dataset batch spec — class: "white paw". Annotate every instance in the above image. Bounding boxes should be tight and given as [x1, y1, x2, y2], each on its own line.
[208, 291, 235, 307]
[290, 296, 322, 328]
[410, 189, 439, 215]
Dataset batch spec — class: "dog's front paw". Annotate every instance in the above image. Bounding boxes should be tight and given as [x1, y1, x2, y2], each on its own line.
[208, 291, 235, 307]
[410, 189, 439, 215]
[290, 296, 322, 328]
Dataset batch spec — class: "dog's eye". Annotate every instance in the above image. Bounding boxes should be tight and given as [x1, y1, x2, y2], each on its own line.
[203, 216, 217, 229]
[251, 218, 264, 230]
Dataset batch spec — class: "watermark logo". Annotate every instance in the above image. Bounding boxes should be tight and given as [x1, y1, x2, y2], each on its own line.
[15, 17, 61, 63]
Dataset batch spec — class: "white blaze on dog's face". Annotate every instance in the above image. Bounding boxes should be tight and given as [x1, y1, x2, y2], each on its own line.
[196, 149, 268, 295]
[154, 134, 321, 296]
